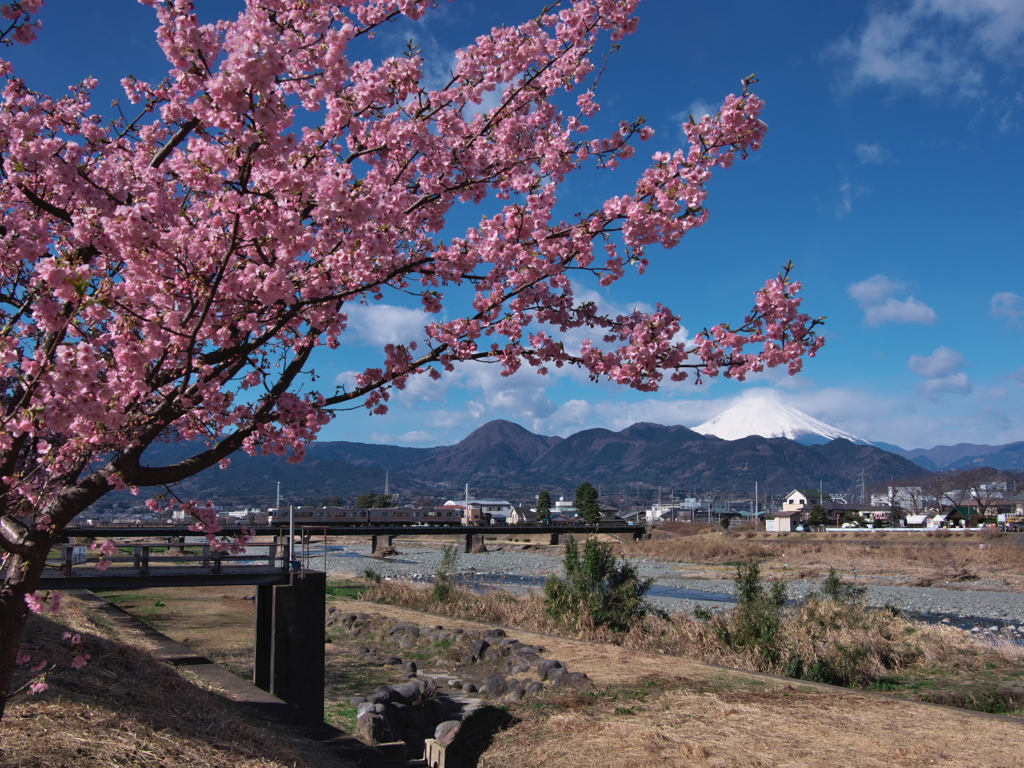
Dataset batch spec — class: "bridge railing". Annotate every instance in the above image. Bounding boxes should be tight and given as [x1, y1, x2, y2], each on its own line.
[45, 541, 287, 578]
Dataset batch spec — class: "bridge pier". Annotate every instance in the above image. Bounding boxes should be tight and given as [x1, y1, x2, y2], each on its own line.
[254, 570, 326, 720]
[549, 532, 560, 546]
[370, 533, 395, 555]
[464, 533, 485, 553]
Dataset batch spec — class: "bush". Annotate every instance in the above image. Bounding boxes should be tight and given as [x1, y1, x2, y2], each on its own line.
[819, 567, 868, 604]
[431, 546, 459, 604]
[544, 538, 665, 633]
[719, 561, 788, 660]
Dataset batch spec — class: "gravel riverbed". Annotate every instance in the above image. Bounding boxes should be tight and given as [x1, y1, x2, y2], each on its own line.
[318, 542, 1024, 631]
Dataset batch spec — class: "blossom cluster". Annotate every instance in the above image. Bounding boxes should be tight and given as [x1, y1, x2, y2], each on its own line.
[0, 0, 823, 646]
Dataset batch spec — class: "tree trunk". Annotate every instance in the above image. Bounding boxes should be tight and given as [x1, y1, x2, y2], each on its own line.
[0, 541, 53, 721]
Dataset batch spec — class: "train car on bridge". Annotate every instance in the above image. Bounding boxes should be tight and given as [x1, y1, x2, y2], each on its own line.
[267, 505, 464, 527]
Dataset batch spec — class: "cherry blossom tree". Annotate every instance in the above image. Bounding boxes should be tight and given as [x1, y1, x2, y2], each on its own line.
[0, 0, 823, 716]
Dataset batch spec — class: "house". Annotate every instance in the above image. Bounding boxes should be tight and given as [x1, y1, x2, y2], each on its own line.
[508, 505, 536, 525]
[783, 489, 833, 511]
[443, 498, 515, 525]
[768, 508, 804, 533]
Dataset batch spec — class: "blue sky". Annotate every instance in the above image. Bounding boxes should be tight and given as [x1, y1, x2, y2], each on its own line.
[9, 0, 1024, 450]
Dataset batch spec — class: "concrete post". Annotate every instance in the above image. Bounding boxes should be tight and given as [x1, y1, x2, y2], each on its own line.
[549, 532, 560, 546]
[253, 570, 326, 719]
[464, 533, 485, 553]
[370, 533, 395, 555]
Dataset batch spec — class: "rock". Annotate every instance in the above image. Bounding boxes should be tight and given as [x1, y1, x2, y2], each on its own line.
[483, 646, 508, 661]
[506, 651, 541, 675]
[435, 720, 461, 745]
[537, 659, 563, 680]
[382, 656, 403, 666]
[552, 671, 592, 689]
[425, 698, 448, 722]
[462, 682, 478, 693]
[356, 713, 397, 744]
[525, 681, 544, 695]
[483, 674, 508, 697]
[418, 677, 438, 699]
[391, 682, 422, 705]
[467, 637, 489, 661]
[402, 660, 418, 676]
[367, 686, 395, 705]
[545, 666, 566, 685]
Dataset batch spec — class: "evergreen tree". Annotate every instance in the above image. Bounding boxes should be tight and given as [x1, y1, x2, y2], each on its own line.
[575, 482, 601, 524]
[536, 491, 552, 522]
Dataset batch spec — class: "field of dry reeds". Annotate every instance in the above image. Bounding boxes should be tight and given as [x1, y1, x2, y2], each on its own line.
[622, 525, 1024, 586]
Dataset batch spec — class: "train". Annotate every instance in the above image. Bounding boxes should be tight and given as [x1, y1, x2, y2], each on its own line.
[267, 505, 473, 527]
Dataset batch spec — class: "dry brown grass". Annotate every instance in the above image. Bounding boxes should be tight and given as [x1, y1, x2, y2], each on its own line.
[364, 577, 1024, 709]
[624, 529, 1024, 586]
[1, 595, 341, 768]
[483, 682, 1024, 768]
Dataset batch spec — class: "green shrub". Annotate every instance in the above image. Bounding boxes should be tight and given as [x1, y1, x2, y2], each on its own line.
[544, 537, 665, 633]
[431, 545, 459, 604]
[819, 567, 868, 604]
[716, 561, 787, 662]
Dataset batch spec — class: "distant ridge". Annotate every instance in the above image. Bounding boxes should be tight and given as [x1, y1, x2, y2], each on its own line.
[113, 415, 925, 515]
[693, 396, 871, 446]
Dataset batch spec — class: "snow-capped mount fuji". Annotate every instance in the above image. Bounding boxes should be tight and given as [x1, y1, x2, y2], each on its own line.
[693, 396, 872, 446]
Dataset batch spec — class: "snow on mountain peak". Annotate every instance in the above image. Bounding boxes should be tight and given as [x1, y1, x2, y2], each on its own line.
[693, 396, 870, 445]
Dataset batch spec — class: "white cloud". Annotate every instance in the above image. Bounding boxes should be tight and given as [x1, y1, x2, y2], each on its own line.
[848, 275, 938, 326]
[685, 99, 714, 121]
[908, 346, 971, 398]
[836, 180, 869, 217]
[333, 369, 359, 388]
[344, 303, 429, 347]
[908, 346, 965, 377]
[834, 0, 1024, 98]
[849, 274, 906, 304]
[855, 143, 891, 164]
[921, 372, 973, 397]
[991, 291, 1024, 324]
[865, 297, 938, 325]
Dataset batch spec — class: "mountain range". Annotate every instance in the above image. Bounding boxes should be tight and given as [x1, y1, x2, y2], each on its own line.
[91, 399, 1021, 516]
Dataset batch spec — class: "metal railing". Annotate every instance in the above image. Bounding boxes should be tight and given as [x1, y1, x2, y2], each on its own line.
[45, 541, 286, 578]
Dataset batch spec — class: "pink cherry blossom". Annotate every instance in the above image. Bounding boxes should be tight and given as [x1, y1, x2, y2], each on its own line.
[0, 1, 824, 714]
